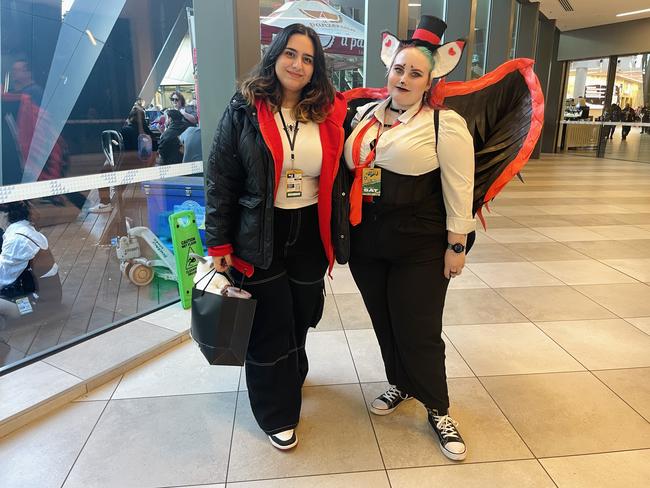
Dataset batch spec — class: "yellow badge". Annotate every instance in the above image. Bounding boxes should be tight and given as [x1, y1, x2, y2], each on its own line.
[286, 169, 303, 198]
[362, 167, 381, 196]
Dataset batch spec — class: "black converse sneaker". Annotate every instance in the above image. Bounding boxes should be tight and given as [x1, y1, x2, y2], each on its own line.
[370, 385, 412, 415]
[427, 409, 467, 461]
[268, 429, 298, 450]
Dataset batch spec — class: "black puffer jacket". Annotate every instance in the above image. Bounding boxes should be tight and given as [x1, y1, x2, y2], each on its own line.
[205, 92, 350, 270]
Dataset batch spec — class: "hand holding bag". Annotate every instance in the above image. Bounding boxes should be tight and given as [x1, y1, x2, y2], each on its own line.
[191, 269, 256, 366]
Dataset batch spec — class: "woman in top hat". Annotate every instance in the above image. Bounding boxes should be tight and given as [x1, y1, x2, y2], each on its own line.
[343, 16, 474, 461]
[205, 23, 348, 450]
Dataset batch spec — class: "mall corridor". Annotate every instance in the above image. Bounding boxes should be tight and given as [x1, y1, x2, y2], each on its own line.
[2, 154, 650, 487]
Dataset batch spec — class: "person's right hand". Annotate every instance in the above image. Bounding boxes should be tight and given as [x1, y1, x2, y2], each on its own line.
[213, 254, 233, 272]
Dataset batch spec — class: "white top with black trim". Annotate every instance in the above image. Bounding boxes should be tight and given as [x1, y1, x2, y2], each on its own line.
[273, 107, 322, 209]
[343, 98, 476, 234]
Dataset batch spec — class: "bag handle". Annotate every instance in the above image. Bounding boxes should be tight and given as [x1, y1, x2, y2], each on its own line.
[193, 264, 245, 296]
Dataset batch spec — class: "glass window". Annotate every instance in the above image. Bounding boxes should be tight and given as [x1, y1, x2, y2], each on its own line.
[260, 0, 366, 91]
[604, 53, 650, 163]
[470, 0, 490, 79]
[1, 1, 205, 370]
[509, 1, 520, 60]
[408, 3, 421, 39]
[557, 58, 609, 158]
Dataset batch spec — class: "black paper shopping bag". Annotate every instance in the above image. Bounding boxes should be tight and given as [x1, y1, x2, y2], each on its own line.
[191, 271, 256, 366]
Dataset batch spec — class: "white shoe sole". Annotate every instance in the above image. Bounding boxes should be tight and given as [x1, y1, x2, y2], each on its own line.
[438, 443, 467, 461]
[369, 396, 413, 416]
[268, 435, 298, 450]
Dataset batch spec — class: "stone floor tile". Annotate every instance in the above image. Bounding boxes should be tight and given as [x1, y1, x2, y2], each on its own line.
[112, 341, 241, 399]
[481, 372, 650, 457]
[0, 401, 105, 488]
[226, 385, 383, 482]
[361, 378, 532, 468]
[388, 460, 555, 488]
[443, 289, 528, 325]
[445, 323, 584, 376]
[63, 393, 236, 487]
[495, 286, 615, 321]
[593, 368, 650, 421]
[540, 450, 650, 488]
[536, 319, 650, 369]
[227, 471, 390, 488]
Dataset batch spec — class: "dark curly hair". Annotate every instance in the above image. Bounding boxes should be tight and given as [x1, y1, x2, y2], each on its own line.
[0, 201, 31, 223]
[240, 23, 335, 123]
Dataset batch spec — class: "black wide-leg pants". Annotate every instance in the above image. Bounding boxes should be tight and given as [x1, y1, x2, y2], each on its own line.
[232, 204, 327, 435]
[349, 171, 451, 413]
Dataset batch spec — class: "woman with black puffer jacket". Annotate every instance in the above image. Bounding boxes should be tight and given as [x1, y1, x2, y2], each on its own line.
[204, 23, 349, 451]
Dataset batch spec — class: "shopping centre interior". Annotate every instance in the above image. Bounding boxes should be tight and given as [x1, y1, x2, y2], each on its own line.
[1, 1, 650, 486]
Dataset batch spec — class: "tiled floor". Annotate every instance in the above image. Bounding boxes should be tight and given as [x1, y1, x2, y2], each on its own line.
[2, 154, 650, 487]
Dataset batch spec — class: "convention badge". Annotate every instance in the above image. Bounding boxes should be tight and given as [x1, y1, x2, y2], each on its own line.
[286, 169, 303, 198]
[362, 167, 382, 196]
[15, 296, 33, 315]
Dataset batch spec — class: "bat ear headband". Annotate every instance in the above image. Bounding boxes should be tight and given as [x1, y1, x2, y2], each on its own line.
[381, 15, 465, 79]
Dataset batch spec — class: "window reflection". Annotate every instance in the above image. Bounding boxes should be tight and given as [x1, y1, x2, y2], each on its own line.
[0, 0, 205, 370]
[471, 0, 490, 79]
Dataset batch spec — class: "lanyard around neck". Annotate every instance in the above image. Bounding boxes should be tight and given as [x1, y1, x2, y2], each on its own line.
[278, 109, 300, 168]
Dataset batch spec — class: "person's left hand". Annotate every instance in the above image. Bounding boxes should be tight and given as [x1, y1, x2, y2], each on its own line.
[444, 250, 466, 279]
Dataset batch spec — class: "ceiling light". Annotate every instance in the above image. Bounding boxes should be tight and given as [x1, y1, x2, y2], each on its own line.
[616, 8, 650, 17]
[408, 3, 421, 6]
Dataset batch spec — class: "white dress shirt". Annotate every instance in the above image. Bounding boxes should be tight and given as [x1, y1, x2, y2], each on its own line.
[0, 220, 57, 288]
[344, 98, 476, 234]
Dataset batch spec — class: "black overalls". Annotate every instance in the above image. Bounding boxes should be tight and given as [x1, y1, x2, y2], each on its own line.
[349, 167, 452, 413]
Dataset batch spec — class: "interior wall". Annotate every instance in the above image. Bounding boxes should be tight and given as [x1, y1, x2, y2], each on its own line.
[558, 17, 650, 61]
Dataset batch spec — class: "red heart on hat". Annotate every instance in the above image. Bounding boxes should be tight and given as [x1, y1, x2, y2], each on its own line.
[448, 47, 456, 56]
[385, 38, 392, 47]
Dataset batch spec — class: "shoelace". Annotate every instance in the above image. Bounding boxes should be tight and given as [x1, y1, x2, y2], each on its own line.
[382, 385, 407, 403]
[432, 414, 461, 440]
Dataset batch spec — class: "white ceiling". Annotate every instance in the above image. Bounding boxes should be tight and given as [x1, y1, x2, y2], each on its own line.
[535, 0, 650, 31]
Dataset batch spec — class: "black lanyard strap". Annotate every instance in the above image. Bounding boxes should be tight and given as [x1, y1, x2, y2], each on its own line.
[278, 109, 300, 163]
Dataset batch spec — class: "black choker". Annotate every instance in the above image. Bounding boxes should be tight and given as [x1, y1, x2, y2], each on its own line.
[389, 105, 405, 114]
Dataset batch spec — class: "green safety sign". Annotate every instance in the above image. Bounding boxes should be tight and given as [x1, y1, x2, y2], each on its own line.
[169, 210, 205, 309]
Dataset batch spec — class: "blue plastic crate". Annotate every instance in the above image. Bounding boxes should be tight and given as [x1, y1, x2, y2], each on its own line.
[143, 176, 206, 250]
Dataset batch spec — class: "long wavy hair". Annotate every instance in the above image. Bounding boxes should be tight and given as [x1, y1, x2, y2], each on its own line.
[240, 23, 335, 123]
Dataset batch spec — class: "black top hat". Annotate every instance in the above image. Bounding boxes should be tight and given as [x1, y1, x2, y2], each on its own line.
[380, 15, 466, 79]
[411, 15, 447, 51]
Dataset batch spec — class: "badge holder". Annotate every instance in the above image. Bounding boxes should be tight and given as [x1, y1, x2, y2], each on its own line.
[15, 296, 34, 315]
[362, 167, 382, 196]
[286, 169, 303, 198]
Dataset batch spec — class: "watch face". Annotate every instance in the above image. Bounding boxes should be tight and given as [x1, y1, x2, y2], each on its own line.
[451, 243, 465, 253]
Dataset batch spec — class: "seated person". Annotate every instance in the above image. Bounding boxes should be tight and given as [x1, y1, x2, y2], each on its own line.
[0, 202, 61, 321]
[180, 125, 202, 163]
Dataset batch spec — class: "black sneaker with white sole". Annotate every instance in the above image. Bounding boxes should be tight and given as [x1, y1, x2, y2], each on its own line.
[370, 385, 412, 415]
[268, 429, 298, 450]
[427, 409, 467, 461]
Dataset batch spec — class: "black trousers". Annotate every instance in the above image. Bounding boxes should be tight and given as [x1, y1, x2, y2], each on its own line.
[232, 204, 327, 435]
[349, 172, 451, 413]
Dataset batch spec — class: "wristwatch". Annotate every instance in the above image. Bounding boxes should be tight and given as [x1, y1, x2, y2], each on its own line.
[447, 242, 465, 254]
